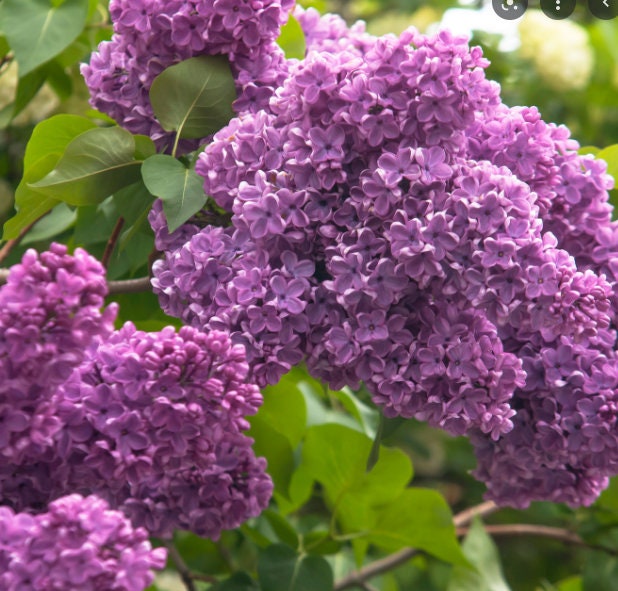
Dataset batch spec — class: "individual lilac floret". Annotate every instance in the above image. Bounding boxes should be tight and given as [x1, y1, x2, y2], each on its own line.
[46, 323, 272, 539]
[0, 243, 116, 464]
[0, 494, 166, 591]
[82, 0, 295, 152]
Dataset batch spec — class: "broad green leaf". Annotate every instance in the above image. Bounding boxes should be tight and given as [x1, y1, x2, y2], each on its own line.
[23, 114, 97, 171]
[596, 145, 618, 180]
[113, 181, 155, 252]
[583, 551, 618, 591]
[0, 0, 89, 76]
[141, 154, 207, 232]
[578, 146, 600, 156]
[260, 372, 308, 448]
[258, 544, 334, 591]
[263, 510, 300, 548]
[30, 126, 143, 206]
[248, 415, 295, 497]
[213, 572, 260, 591]
[3, 115, 96, 239]
[0, 65, 46, 128]
[369, 488, 467, 566]
[330, 387, 379, 438]
[21, 202, 76, 245]
[301, 424, 413, 536]
[447, 518, 511, 591]
[149, 55, 236, 140]
[556, 577, 582, 591]
[277, 15, 306, 60]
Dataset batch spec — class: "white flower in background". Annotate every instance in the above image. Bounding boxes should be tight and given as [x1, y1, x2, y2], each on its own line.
[0, 61, 60, 126]
[519, 10, 593, 91]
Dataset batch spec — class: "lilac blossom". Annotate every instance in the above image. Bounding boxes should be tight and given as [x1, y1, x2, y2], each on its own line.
[142, 7, 618, 510]
[0, 494, 166, 591]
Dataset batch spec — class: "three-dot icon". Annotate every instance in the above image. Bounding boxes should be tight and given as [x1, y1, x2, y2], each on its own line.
[540, 0, 576, 19]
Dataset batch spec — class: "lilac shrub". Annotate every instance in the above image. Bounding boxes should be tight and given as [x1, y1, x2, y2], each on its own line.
[0, 494, 166, 590]
[146, 7, 618, 508]
[82, 0, 295, 152]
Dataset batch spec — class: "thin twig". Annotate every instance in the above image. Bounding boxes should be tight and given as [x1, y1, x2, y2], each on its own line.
[107, 276, 153, 294]
[0, 272, 153, 294]
[0, 216, 45, 265]
[458, 523, 618, 557]
[101, 217, 125, 269]
[457, 523, 583, 545]
[334, 501, 498, 590]
[164, 541, 198, 591]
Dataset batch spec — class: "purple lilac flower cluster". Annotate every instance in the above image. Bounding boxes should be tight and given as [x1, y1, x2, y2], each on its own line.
[53, 323, 272, 538]
[0, 246, 272, 539]
[148, 9, 618, 508]
[0, 494, 166, 591]
[82, 0, 294, 152]
[0, 243, 116, 467]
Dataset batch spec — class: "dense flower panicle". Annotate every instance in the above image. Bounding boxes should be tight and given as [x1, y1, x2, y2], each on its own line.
[1, 322, 272, 539]
[0, 494, 166, 591]
[149, 8, 618, 508]
[0, 243, 116, 464]
[82, 0, 294, 151]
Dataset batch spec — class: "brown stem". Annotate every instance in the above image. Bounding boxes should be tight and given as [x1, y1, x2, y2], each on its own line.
[164, 541, 198, 591]
[0, 216, 46, 265]
[101, 217, 125, 269]
[163, 541, 219, 589]
[0, 271, 153, 294]
[334, 501, 498, 591]
[457, 524, 583, 545]
[458, 523, 618, 557]
[107, 276, 152, 294]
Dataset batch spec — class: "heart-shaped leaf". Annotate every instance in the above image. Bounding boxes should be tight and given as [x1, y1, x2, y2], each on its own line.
[0, 0, 89, 77]
[141, 154, 207, 232]
[29, 126, 143, 206]
[149, 55, 236, 141]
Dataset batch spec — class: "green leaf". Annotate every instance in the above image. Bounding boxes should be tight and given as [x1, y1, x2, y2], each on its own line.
[301, 424, 413, 536]
[213, 572, 260, 591]
[277, 15, 306, 60]
[328, 385, 379, 438]
[578, 146, 600, 156]
[258, 544, 334, 591]
[29, 126, 143, 206]
[556, 577, 582, 591]
[21, 202, 76, 245]
[260, 372, 308, 448]
[24, 114, 97, 171]
[149, 55, 236, 140]
[263, 510, 300, 548]
[248, 415, 295, 497]
[0, 65, 46, 128]
[141, 154, 207, 232]
[583, 551, 618, 591]
[369, 488, 467, 566]
[0, 0, 89, 76]
[447, 518, 511, 591]
[2, 114, 96, 239]
[596, 145, 618, 180]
